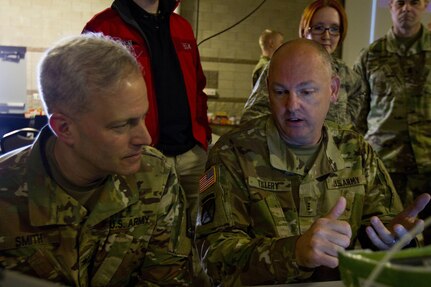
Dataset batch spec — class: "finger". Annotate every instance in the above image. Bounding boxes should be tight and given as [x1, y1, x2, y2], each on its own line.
[402, 193, 431, 217]
[391, 223, 421, 248]
[366, 226, 391, 250]
[312, 222, 351, 251]
[369, 217, 395, 247]
[329, 235, 351, 249]
[296, 237, 340, 268]
[326, 234, 351, 251]
[315, 238, 347, 268]
[392, 224, 409, 239]
[323, 257, 339, 269]
[316, 249, 340, 269]
[325, 197, 346, 220]
[370, 216, 393, 241]
[315, 217, 352, 237]
[394, 219, 425, 238]
[326, 223, 352, 245]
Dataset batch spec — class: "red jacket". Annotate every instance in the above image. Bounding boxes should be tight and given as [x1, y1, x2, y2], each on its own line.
[83, 0, 211, 150]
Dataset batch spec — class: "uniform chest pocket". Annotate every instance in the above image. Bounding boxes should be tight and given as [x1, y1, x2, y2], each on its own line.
[0, 231, 69, 282]
[247, 177, 297, 237]
[368, 65, 400, 105]
[91, 215, 158, 285]
[106, 214, 155, 251]
[410, 70, 431, 123]
[249, 193, 297, 237]
[325, 175, 366, 221]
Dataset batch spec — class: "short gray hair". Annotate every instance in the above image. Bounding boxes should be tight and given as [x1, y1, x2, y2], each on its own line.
[38, 33, 141, 116]
[259, 29, 284, 50]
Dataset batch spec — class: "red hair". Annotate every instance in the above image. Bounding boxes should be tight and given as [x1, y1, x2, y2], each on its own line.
[299, 0, 348, 43]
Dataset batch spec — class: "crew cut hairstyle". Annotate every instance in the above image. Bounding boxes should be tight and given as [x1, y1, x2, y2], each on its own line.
[259, 29, 284, 50]
[38, 33, 141, 116]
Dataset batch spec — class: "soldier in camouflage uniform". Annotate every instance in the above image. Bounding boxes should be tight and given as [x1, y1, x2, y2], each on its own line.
[252, 29, 284, 87]
[242, 0, 366, 130]
[0, 34, 192, 286]
[353, 0, 431, 243]
[195, 39, 430, 286]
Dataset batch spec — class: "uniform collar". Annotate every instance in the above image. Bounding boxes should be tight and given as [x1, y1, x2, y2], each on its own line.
[266, 117, 345, 177]
[26, 127, 139, 227]
[386, 24, 431, 55]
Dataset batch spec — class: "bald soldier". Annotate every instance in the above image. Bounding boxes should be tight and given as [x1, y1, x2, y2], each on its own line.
[195, 39, 430, 286]
[252, 29, 284, 87]
[0, 34, 192, 286]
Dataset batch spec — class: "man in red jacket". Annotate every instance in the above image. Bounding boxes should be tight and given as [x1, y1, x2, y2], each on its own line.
[83, 0, 210, 235]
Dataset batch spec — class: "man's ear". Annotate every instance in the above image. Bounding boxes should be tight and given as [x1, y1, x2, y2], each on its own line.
[49, 112, 75, 145]
[330, 75, 341, 104]
[268, 38, 275, 49]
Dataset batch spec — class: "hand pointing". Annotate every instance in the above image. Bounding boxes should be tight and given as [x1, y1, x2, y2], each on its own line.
[295, 197, 352, 268]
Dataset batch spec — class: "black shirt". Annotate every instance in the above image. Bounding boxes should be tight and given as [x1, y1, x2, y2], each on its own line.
[129, 0, 195, 156]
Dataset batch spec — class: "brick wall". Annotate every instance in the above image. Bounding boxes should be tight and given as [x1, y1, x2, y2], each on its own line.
[0, 0, 312, 118]
[182, 0, 313, 120]
[0, 0, 111, 112]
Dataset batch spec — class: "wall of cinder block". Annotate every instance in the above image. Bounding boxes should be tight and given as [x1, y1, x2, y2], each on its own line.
[0, 0, 313, 119]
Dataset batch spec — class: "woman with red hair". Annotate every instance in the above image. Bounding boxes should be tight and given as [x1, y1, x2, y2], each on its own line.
[242, 0, 365, 130]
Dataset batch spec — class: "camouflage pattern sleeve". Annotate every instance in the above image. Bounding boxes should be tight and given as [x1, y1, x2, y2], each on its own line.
[325, 124, 403, 229]
[352, 48, 371, 135]
[326, 58, 351, 127]
[0, 140, 193, 287]
[241, 63, 272, 124]
[195, 136, 313, 286]
[136, 148, 193, 286]
[318, 124, 402, 245]
[354, 131, 404, 247]
[356, 132, 403, 223]
[341, 62, 368, 131]
[195, 120, 403, 285]
[252, 56, 269, 87]
[323, 58, 365, 129]
[351, 27, 431, 174]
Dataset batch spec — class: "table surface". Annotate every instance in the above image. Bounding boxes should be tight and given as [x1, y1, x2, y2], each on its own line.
[0, 270, 67, 286]
[257, 280, 344, 287]
[0, 269, 345, 287]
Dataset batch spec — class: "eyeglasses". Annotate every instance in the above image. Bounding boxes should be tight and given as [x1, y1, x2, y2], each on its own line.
[308, 24, 341, 36]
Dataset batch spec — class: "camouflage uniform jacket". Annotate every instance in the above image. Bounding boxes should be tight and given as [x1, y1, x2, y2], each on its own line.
[195, 116, 402, 286]
[0, 128, 192, 286]
[252, 55, 270, 87]
[353, 26, 431, 174]
[241, 57, 367, 130]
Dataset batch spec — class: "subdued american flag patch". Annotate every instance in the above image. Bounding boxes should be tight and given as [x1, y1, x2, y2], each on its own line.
[199, 166, 216, 193]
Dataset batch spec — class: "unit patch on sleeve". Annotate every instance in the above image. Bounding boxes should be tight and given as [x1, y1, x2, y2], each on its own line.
[199, 166, 216, 193]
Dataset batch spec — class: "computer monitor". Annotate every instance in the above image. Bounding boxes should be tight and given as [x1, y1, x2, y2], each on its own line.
[0, 114, 48, 138]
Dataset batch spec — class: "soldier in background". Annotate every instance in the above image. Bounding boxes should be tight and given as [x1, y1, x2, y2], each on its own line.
[0, 33, 192, 286]
[195, 39, 430, 286]
[354, 0, 431, 243]
[252, 29, 284, 87]
[242, 0, 366, 130]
